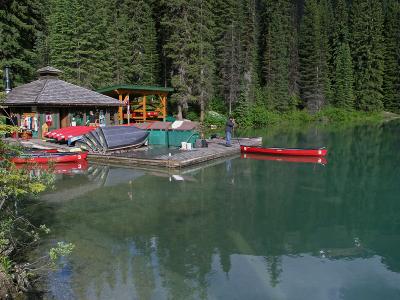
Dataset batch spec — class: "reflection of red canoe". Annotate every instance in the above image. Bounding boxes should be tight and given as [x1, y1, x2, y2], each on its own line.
[14, 161, 89, 174]
[11, 152, 88, 164]
[241, 153, 328, 165]
[240, 145, 327, 156]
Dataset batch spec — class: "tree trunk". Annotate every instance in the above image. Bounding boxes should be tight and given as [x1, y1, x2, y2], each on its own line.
[177, 104, 183, 120]
[200, 95, 205, 123]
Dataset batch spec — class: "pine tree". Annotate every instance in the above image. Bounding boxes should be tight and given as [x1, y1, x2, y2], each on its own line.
[382, 0, 400, 112]
[106, 1, 132, 85]
[332, 0, 355, 109]
[351, 0, 385, 111]
[240, 0, 259, 105]
[334, 42, 355, 109]
[319, 0, 334, 103]
[84, 0, 115, 88]
[213, 0, 241, 114]
[159, 0, 197, 119]
[288, 0, 300, 101]
[332, 0, 350, 54]
[192, 0, 215, 122]
[47, 0, 77, 82]
[0, 0, 46, 85]
[299, 0, 332, 112]
[121, 0, 159, 85]
[263, 0, 294, 111]
[69, 0, 94, 87]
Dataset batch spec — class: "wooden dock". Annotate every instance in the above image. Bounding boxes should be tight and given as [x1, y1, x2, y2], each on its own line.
[7, 137, 261, 169]
[88, 140, 242, 168]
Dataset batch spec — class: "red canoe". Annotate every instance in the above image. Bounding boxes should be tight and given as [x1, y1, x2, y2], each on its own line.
[11, 152, 88, 164]
[46, 126, 96, 141]
[240, 145, 327, 156]
[241, 153, 327, 165]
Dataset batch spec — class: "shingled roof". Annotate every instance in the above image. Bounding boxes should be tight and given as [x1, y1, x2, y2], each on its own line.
[5, 66, 121, 107]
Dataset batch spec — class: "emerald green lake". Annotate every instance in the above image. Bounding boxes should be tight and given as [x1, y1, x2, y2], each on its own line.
[34, 121, 400, 299]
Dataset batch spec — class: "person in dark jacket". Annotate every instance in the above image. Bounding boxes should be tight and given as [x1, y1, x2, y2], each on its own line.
[225, 116, 235, 146]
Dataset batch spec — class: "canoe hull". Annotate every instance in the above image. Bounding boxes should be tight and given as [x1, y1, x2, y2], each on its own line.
[240, 146, 327, 156]
[12, 152, 88, 164]
[97, 126, 149, 151]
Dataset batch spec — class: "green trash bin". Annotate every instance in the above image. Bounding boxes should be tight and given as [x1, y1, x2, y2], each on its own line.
[148, 130, 169, 146]
[168, 130, 199, 147]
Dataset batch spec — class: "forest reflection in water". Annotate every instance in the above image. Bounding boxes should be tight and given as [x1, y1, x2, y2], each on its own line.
[34, 121, 400, 300]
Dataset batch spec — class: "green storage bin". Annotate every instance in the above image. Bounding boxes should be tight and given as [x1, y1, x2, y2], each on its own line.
[148, 130, 169, 146]
[168, 130, 199, 147]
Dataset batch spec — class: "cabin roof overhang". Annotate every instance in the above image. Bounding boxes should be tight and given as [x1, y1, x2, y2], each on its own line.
[96, 84, 174, 96]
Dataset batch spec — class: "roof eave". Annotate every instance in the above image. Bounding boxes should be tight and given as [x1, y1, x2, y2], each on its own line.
[96, 84, 174, 94]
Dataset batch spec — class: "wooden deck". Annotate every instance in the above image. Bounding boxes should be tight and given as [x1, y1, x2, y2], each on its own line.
[7, 137, 261, 169]
[88, 140, 242, 168]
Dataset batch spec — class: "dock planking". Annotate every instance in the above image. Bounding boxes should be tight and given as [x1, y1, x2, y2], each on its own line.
[88, 141, 241, 169]
[7, 137, 261, 169]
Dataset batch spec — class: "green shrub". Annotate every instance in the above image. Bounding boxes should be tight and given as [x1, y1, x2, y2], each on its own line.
[205, 105, 383, 129]
[204, 111, 226, 127]
[250, 106, 280, 127]
[186, 111, 199, 121]
[208, 97, 227, 114]
[282, 110, 314, 123]
[315, 107, 382, 123]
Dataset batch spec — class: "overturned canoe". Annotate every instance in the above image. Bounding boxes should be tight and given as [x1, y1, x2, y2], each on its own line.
[240, 145, 327, 156]
[97, 126, 149, 151]
[12, 152, 88, 164]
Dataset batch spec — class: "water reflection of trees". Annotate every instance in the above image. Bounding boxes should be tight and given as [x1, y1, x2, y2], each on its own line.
[43, 121, 400, 298]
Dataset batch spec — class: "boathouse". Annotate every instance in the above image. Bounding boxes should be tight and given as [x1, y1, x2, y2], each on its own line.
[4, 66, 120, 138]
[96, 85, 174, 124]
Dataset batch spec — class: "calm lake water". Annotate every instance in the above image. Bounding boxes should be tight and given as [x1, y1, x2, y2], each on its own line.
[32, 121, 400, 300]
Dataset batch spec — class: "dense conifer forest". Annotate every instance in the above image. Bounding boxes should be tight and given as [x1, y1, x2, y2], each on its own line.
[1, 0, 399, 121]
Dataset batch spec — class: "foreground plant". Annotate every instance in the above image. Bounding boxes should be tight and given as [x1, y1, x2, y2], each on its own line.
[0, 123, 73, 298]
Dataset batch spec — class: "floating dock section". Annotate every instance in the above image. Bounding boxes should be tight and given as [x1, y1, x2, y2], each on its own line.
[88, 140, 242, 169]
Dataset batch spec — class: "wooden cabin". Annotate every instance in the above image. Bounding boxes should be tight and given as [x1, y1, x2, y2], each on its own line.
[4, 66, 121, 138]
[96, 85, 174, 124]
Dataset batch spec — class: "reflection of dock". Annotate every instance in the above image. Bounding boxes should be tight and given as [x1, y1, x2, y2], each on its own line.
[41, 165, 145, 202]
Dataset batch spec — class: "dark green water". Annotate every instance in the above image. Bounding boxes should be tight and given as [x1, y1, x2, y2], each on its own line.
[34, 121, 400, 300]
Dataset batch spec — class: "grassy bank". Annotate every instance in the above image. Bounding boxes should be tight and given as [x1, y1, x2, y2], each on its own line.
[203, 107, 395, 129]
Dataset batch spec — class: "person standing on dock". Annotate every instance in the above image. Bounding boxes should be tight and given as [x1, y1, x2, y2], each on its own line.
[225, 116, 235, 146]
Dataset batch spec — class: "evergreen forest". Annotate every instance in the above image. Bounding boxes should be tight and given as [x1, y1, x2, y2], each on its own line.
[1, 0, 400, 122]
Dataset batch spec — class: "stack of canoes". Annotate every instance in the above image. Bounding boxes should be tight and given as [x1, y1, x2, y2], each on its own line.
[45, 126, 96, 143]
[75, 126, 149, 153]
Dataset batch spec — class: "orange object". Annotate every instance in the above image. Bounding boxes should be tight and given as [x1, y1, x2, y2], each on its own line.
[41, 123, 49, 138]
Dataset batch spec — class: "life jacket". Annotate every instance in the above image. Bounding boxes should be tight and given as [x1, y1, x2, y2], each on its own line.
[45, 114, 52, 126]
